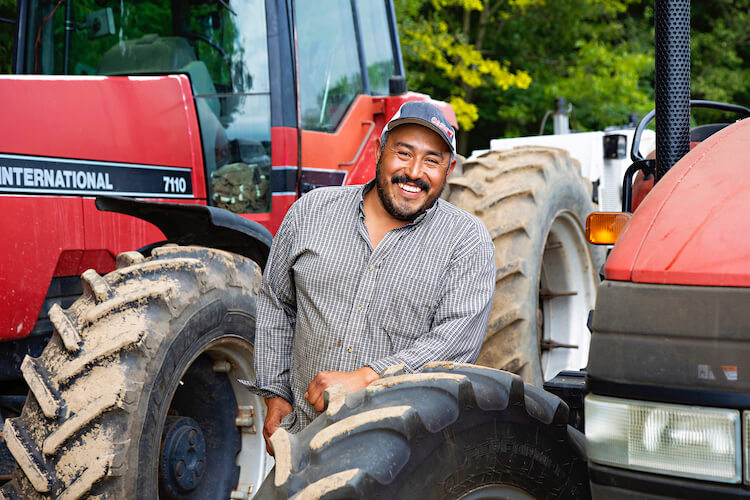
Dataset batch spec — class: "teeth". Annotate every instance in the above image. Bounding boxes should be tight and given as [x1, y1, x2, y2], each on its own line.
[398, 183, 421, 194]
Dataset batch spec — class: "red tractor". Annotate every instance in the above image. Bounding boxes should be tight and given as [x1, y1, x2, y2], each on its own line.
[0, 0, 460, 497]
[0, 0, 605, 497]
[585, 0, 750, 497]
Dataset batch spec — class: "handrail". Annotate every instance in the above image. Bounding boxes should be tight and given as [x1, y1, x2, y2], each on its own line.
[339, 120, 375, 167]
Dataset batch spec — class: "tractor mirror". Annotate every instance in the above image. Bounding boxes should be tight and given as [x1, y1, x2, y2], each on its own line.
[86, 8, 115, 40]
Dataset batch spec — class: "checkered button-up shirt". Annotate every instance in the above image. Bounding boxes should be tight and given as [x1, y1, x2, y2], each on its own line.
[251, 180, 495, 430]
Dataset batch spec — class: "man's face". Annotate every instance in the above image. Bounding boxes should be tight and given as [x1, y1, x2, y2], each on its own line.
[375, 124, 455, 222]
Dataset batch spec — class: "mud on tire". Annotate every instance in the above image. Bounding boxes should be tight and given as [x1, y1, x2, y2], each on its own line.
[257, 362, 589, 500]
[1, 246, 269, 499]
[448, 146, 604, 386]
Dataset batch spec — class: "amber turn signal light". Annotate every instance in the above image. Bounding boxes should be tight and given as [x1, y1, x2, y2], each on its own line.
[586, 212, 631, 245]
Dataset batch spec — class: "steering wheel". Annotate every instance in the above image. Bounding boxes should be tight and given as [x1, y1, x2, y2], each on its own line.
[182, 30, 234, 92]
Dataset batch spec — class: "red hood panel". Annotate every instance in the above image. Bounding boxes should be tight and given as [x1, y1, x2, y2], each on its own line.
[605, 118, 750, 286]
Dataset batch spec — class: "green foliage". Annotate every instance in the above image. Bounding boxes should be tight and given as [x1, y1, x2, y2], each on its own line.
[397, 0, 658, 153]
[0, 0, 16, 73]
[690, 0, 750, 123]
[396, 0, 750, 153]
[396, 0, 531, 137]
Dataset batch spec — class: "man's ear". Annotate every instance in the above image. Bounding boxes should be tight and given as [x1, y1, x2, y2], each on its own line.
[374, 136, 383, 164]
[446, 156, 457, 177]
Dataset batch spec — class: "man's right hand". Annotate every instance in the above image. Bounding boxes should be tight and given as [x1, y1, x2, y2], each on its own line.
[263, 397, 293, 455]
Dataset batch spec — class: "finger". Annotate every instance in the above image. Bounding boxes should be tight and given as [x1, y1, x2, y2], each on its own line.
[264, 435, 274, 456]
[306, 381, 324, 406]
[311, 391, 326, 412]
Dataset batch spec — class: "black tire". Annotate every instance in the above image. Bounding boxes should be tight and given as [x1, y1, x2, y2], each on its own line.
[448, 147, 604, 386]
[258, 363, 589, 500]
[1, 246, 269, 499]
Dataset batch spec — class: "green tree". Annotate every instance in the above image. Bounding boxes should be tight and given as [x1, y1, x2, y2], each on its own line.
[397, 0, 655, 153]
[0, 0, 16, 73]
[396, 0, 533, 153]
[690, 0, 750, 123]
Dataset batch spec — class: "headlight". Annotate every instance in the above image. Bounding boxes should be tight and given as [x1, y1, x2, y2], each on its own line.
[586, 394, 741, 483]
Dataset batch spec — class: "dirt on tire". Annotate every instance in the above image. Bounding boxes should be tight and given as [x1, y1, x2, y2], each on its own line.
[1, 245, 267, 499]
[447, 146, 603, 385]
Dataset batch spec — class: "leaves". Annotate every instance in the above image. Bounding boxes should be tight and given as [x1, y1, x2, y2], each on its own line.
[397, 0, 750, 153]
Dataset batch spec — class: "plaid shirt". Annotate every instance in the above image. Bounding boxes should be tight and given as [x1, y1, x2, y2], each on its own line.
[251, 180, 495, 430]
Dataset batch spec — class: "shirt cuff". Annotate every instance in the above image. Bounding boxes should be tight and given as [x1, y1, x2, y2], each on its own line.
[367, 357, 417, 375]
[239, 380, 293, 403]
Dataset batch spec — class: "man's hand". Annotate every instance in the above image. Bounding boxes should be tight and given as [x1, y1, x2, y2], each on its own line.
[305, 367, 379, 412]
[263, 397, 293, 455]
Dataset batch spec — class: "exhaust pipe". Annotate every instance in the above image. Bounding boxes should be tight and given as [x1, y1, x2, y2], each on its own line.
[654, 0, 691, 181]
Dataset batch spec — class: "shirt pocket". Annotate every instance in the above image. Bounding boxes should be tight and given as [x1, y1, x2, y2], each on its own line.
[380, 275, 440, 350]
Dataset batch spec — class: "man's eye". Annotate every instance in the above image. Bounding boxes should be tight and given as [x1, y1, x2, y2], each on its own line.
[398, 151, 410, 158]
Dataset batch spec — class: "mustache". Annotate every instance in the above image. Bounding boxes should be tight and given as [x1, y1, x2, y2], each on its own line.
[391, 175, 429, 192]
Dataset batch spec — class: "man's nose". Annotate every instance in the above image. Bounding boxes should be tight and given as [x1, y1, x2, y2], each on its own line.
[404, 157, 425, 179]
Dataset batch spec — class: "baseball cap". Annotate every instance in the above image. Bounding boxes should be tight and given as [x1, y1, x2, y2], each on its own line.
[382, 101, 456, 155]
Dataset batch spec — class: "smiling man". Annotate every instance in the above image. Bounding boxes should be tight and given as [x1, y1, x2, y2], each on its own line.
[250, 101, 495, 453]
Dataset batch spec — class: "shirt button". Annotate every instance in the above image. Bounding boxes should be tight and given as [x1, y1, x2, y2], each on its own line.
[357, 305, 362, 311]
[369, 265, 374, 270]
[348, 347, 353, 353]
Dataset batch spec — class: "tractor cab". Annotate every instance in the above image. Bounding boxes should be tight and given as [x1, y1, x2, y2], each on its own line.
[9, 0, 416, 231]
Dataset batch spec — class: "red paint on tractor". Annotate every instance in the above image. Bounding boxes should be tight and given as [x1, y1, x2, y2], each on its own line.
[0, 72, 443, 342]
[605, 118, 750, 286]
[0, 75, 203, 173]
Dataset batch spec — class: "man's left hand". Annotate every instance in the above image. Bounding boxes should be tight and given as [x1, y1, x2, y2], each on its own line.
[305, 367, 379, 412]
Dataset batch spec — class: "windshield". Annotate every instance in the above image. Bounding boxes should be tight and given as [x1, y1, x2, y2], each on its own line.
[22, 0, 272, 214]
[24, 0, 262, 92]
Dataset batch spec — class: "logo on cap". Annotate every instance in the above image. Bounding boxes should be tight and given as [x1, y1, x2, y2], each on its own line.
[431, 116, 454, 139]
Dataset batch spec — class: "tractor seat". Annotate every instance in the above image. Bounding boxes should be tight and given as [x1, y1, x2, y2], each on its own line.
[97, 34, 220, 116]
[690, 123, 730, 143]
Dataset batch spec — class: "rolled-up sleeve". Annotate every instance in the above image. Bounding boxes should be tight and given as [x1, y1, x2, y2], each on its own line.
[250, 205, 299, 402]
[367, 238, 496, 374]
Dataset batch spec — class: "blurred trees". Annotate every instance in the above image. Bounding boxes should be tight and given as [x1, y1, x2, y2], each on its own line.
[396, 0, 654, 154]
[0, 0, 748, 152]
[396, 0, 750, 155]
[0, 0, 15, 73]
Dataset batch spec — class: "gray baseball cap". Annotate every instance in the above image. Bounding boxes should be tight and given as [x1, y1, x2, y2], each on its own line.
[382, 101, 456, 155]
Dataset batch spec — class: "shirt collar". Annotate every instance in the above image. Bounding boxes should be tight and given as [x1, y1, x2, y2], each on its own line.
[358, 178, 439, 227]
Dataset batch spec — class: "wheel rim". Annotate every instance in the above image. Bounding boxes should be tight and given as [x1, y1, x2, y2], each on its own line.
[159, 335, 270, 499]
[458, 483, 536, 500]
[538, 211, 598, 380]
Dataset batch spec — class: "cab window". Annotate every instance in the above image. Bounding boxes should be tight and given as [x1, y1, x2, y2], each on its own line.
[356, 0, 395, 96]
[295, 0, 363, 131]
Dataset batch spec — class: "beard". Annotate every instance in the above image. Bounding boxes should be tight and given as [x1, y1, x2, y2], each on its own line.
[375, 158, 446, 222]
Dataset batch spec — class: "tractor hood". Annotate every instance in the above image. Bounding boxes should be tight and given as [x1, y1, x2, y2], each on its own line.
[605, 117, 750, 286]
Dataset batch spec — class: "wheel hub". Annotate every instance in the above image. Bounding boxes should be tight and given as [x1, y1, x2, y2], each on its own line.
[159, 416, 207, 498]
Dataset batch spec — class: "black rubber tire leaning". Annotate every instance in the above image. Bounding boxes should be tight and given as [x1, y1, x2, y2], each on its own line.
[448, 146, 604, 386]
[256, 362, 589, 500]
[0, 245, 269, 499]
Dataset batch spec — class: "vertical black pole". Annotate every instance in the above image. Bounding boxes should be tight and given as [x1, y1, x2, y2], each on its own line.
[64, 0, 72, 74]
[384, 0, 404, 76]
[654, 0, 690, 181]
[291, 0, 303, 198]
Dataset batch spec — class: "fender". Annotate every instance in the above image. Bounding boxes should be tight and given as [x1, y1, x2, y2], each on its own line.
[96, 196, 273, 269]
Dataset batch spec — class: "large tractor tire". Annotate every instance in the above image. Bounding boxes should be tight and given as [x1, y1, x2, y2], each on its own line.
[447, 146, 604, 386]
[256, 362, 589, 499]
[1, 246, 270, 499]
